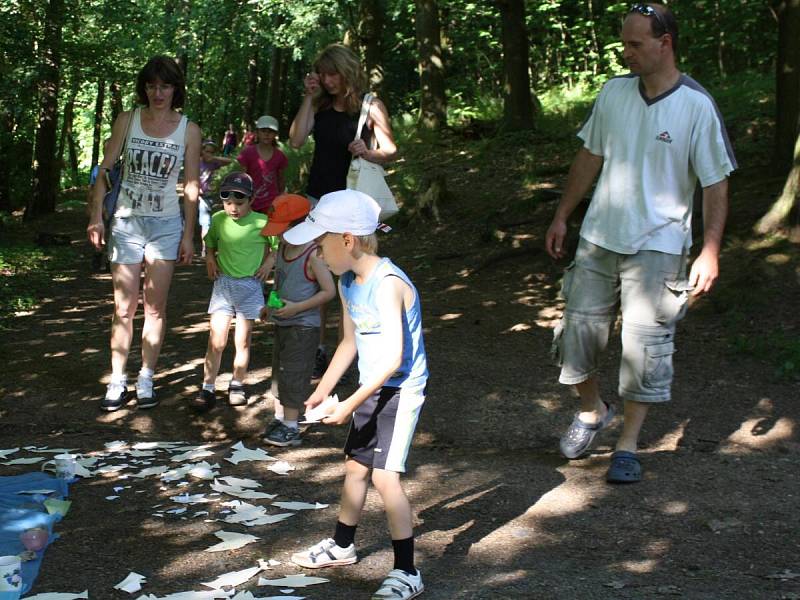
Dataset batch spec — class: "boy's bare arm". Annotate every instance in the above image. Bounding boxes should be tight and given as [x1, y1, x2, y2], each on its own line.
[205, 249, 219, 280]
[322, 276, 407, 425]
[306, 283, 357, 408]
[254, 247, 276, 282]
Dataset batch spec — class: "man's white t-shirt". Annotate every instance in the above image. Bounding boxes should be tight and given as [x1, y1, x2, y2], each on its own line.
[578, 74, 736, 255]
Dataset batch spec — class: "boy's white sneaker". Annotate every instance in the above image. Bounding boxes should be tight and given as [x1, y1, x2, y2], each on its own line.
[290, 538, 357, 568]
[135, 376, 159, 409]
[372, 569, 424, 599]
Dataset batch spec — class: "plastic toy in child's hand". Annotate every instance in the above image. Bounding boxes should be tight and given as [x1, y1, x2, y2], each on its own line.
[267, 290, 285, 309]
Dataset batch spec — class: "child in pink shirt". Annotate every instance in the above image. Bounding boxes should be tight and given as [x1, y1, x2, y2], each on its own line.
[237, 115, 288, 213]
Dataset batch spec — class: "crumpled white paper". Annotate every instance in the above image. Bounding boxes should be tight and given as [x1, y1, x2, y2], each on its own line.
[266, 461, 294, 476]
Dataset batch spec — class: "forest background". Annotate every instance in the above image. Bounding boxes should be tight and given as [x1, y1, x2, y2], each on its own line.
[0, 0, 798, 323]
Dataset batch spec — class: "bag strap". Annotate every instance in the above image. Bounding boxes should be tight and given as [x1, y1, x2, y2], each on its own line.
[118, 108, 135, 161]
[353, 93, 374, 142]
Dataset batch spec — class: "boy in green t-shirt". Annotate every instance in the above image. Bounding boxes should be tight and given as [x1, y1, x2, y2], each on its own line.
[193, 172, 277, 412]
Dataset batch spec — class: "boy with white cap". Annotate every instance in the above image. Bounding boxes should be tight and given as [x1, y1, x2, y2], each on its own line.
[285, 189, 428, 600]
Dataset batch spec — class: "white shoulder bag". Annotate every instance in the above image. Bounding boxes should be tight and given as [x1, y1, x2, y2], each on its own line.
[346, 93, 399, 220]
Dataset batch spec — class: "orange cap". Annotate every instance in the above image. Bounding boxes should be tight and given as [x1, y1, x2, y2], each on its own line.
[262, 194, 312, 236]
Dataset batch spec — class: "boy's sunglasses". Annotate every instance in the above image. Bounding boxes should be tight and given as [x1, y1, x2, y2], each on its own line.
[629, 3, 667, 34]
[220, 190, 248, 200]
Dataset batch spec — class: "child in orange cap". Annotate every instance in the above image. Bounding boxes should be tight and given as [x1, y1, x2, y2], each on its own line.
[261, 194, 336, 446]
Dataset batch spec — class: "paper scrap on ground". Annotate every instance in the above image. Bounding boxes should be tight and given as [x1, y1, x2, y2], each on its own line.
[115, 571, 147, 593]
[44, 498, 71, 516]
[211, 480, 276, 500]
[130, 465, 169, 478]
[4, 456, 45, 465]
[106, 495, 120, 500]
[241, 513, 294, 527]
[17, 489, 57, 495]
[23, 593, 89, 600]
[267, 461, 294, 476]
[171, 493, 212, 504]
[257, 559, 281, 569]
[231, 594, 304, 600]
[271, 501, 329, 511]
[204, 530, 260, 552]
[0, 447, 20, 459]
[136, 591, 232, 600]
[225, 442, 275, 465]
[202, 565, 262, 589]
[162, 461, 219, 482]
[301, 394, 338, 423]
[217, 476, 261, 489]
[105, 440, 128, 452]
[171, 446, 215, 462]
[257, 574, 329, 587]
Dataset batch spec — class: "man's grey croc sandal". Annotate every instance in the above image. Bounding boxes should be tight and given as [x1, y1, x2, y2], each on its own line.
[559, 401, 616, 459]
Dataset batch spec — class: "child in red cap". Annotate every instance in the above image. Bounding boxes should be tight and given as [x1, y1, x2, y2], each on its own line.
[261, 194, 336, 446]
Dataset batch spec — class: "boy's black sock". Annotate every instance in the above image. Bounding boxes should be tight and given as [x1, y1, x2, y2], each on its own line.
[333, 521, 357, 548]
[391, 537, 416, 575]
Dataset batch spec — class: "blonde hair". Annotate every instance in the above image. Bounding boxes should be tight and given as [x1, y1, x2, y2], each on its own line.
[355, 233, 378, 255]
[313, 44, 367, 114]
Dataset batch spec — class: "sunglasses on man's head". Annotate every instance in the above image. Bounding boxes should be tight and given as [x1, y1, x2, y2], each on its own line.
[220, 190, 248, 200]
[629, 3, 668, 33]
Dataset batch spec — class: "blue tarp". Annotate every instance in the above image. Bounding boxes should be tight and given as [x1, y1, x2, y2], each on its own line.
[0, 473, 71, 597]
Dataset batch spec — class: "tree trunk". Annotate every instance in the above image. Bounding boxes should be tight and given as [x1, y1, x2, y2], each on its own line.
[91, 79, 105, 170]
[255, 46, 270, 118]
[278, 51, 290, 129]
[244, 44, 259, 125]
[267, 47, 285, 121]
[110, 81, 123, 122]
[416, 0, 447, 130]
[0, 111, 12, 212]
[360, 0, 385, 95]
[497, 0, 535, 130]
[27, 0, 65, 220]
[774, 0, 800, 171]
[57, 85, 78, 183]
[757, 131, 800, 233]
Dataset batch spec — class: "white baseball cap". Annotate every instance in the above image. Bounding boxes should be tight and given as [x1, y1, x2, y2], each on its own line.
[255, 115, 279, 131]
[283, 189, 381, 244]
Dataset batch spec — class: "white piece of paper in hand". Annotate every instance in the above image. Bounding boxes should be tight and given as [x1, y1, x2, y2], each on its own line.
[204, 530, 260, 552]
[114, 571, 147, 593]
[301, 394, 338, 423]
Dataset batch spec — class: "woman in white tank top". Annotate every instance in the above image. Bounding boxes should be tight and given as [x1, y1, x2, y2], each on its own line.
[87, 55, 201, 411]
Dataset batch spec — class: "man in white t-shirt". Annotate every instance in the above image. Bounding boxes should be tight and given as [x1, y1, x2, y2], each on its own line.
[544, 3, 736, 483]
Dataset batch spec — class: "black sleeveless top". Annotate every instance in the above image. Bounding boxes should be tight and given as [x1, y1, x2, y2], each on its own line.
[306, 102, 373, 199]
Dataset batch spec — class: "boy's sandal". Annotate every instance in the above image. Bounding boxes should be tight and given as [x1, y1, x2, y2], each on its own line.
[606, 450, 642, 484]
[559, 401, 616, 459]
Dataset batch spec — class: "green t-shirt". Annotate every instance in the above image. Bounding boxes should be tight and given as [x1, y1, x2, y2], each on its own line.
[204, 210, 278, 278]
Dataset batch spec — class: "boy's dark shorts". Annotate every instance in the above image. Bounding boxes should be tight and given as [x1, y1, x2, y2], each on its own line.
[271, 325, 319, 410]
[344, 384, 426, 473]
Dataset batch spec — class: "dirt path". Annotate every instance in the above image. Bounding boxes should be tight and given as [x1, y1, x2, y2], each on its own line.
[0, 196, 798, 599]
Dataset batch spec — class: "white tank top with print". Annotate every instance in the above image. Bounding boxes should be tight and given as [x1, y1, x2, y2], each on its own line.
[116, 108, 187, 217]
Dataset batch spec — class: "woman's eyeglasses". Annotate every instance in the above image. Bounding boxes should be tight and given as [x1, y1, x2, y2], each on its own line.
[629, 3, 668, 34]
[219, 190, 248, 200]
[145, 83, 175, 94]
